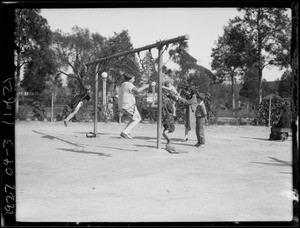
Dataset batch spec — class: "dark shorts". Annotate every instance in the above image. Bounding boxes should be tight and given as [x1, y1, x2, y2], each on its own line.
[163, 115, 175, 133]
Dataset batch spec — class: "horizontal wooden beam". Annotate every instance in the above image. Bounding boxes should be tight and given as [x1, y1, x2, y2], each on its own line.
[85, 34, 189, 66]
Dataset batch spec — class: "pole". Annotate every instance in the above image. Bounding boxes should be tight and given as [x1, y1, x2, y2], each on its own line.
[103, 77, 107, 122]
[51, 93, 54, 122]
[157, 46, 163, 149]
[268, 97, 272, 128]
[94, 64, 99, 134]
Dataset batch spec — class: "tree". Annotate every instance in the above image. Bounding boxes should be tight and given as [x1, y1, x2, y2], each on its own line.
[211, 21, 254, 110]
[262, 79, 280, 97]
[21, 46, 60, 94]
[239, 68, 259, 105]
[167, 41, 215, 94]
[103, 30, 140, 91]
[233, 8, 291, 105]
[278, 70, 292, 98]
[15, 9, 52, 113]
[139, 51, 157, 84]
[52, 26, 106, 94]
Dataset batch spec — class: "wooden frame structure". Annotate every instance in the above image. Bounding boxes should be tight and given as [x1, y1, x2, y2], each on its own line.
[85, 34, 189, 149]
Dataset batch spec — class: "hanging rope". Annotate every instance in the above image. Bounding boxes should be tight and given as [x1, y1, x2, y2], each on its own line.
[122, 56, 143, 77]
[137, 52, 147, 75]
[85, 60, 107, 86]
[162, 45, 173, 68]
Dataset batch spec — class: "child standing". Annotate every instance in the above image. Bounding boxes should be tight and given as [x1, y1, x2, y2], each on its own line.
[162, 80, 180, 117]
[118, 74, 149, 139]
[194, 92, 207, 147]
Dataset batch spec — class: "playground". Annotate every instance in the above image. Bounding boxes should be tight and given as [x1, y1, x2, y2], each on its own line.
[15, 120, 294, 222]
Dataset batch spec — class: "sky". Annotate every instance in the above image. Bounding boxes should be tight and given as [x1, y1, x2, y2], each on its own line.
[40, 8, 289, 81]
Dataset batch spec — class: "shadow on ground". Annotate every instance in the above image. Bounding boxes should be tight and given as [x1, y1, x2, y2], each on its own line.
[57, 148, 112, 157]
[33, 130, 138, 154]
[74, 131, 111, 136]
[241, 136, 270, 141]
[251, 156, 292, 167]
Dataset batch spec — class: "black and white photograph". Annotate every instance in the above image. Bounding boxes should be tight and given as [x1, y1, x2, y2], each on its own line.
[1, 1, 298, 226]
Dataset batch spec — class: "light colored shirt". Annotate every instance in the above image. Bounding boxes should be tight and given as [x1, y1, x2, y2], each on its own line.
[118, 81, 136, 110]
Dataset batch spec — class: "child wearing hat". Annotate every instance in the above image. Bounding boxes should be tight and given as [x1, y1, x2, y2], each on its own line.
[118, 73, 149, 139]
[194, 92, 207, 147]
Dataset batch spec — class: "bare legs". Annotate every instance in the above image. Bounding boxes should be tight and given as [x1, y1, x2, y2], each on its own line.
[182, 127, 189, 141]
[122, 117, 141, 136]
[163, 130, 171, 144]
[63, 102, 82, 126]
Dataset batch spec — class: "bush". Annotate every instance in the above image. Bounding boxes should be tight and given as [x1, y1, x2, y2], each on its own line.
[32, 103, 46, 121]
[255, 94, 290, 126]
[16, 107, 28, 120]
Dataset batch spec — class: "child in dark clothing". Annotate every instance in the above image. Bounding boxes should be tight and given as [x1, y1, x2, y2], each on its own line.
[178, 91, 207, 147]
[63, 84, 91, 127]
[194, 92, 207, 147]
[162, 89, 178, 152]
[269, 106, 291, 140]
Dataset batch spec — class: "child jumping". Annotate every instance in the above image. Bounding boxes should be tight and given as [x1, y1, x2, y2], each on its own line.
[118, 73, 149, 139]
[162, 89, 179, 153]
[63, 84, 91, 127]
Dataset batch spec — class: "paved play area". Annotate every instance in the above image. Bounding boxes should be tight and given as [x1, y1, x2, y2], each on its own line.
[15, 121, 294, 222]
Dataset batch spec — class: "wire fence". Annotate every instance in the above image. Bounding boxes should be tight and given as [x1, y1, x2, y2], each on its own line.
[17, 92, 257, 126]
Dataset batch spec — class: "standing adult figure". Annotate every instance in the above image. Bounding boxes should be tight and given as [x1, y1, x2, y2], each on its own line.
[182, 87, 198, 142]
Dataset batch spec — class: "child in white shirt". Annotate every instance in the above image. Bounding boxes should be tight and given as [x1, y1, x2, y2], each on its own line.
[118, 74, 149, 139]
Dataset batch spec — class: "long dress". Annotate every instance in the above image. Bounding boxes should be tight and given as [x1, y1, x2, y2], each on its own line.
[184, 94, 198, 131]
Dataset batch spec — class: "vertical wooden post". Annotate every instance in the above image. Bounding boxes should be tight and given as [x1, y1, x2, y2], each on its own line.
[51, 93, 54, 122]
[268, 96, 272, 128]
[103, 77, 107, 121]
[157, 47, 163, 149]
[94, 64, 99, 134]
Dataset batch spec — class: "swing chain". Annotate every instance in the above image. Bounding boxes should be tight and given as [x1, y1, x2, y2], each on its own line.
[149, 44, 170, 71]
[148, 49, 155, 63]
[122, 56, 143, 77]
[162, 45, 173, 68]
[137, 52, 147, 75]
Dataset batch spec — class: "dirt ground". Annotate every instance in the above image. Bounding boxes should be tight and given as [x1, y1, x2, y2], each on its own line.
[15, 120, 295, 222]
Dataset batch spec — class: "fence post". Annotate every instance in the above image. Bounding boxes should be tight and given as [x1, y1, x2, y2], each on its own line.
[94, 64, 99, 134]
[268, 97, 272, 128]
[51, 93, 54, 122]
[157, 46, 163, 149]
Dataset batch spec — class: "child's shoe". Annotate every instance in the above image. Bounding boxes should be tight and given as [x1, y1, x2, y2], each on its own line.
[120, 132, 133, 140]
[181, 137, 188, 142]
[165, 144, 176, 153]
[194, 142, 201, 147]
